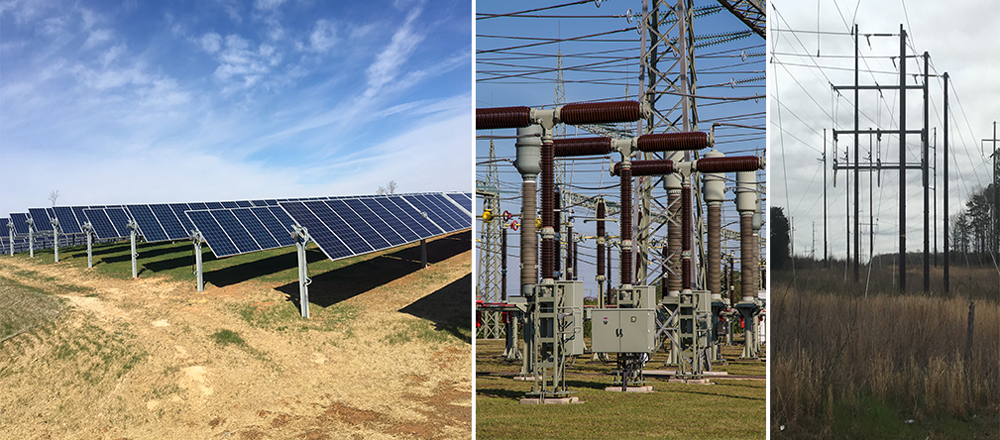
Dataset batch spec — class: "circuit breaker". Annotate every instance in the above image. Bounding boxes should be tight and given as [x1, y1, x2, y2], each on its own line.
[590, 309, 656, 353]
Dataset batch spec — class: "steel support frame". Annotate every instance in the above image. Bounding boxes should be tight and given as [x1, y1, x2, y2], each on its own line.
[477, 141, 505, 340]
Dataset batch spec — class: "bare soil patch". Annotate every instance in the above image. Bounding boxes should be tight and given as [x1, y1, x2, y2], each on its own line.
[0, 234, 472, 439]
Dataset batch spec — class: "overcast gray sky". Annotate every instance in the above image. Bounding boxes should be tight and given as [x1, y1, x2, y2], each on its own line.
[768, 0, 1000, 262]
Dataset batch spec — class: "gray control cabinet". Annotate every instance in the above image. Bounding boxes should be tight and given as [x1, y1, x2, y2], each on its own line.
[591, 308, 656, 353]
[556, 280, 586, 356]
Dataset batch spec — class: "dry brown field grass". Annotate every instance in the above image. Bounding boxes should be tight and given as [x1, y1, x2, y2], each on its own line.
[771, 263, 1000, 438]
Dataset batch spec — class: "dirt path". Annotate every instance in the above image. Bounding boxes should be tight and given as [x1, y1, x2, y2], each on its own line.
[0, 238, 472, 439]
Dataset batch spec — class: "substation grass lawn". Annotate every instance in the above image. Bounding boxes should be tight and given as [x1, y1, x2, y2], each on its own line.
[475, 339, 766, 440]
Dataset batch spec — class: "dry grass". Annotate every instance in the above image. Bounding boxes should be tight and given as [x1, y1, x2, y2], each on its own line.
[771, 265, 1000, 438]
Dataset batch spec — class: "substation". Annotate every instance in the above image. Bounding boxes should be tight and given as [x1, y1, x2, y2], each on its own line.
[3, 192, 472, 317]
[475, 0, 767, 403]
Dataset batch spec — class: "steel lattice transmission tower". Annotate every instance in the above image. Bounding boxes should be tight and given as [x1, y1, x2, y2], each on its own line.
[477, 140, 504, 339]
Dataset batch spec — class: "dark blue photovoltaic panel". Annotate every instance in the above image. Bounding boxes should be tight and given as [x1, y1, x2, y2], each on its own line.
[83, 209, 123, 239]
[264, 199, 279, 206]
[106, 208, 132, 237]
[250, 200, 268, 207]
[428, 193, 471, 229]
[29, 208, 53, 231]
[269, 206, 297, 234]
[205, 202, 224, 209]
[281, 201, 352, 259]
[221, 201, 239, 209]
[188, 202, 208, 210]
[401, 196, 453, 232]
[186, 210, 239, 258]
[46, 208, 55, 221]
[232, 208, 280, 250]
[127, 205, 168, 242]
[150, 204, 188, 240]
[170, 204, 195, 235]
[360, 198, 420, 242]
[71, 206, 89, 229]
[414, 194, 463, 230]
[52, 207, 83, 234]
[383, 197, 438, 238]
[446, 192, 473, 214]
[235, 200, 252, 208]
[210, 209, 260, 254]
[10, 213, 30, 235]
[327, 200, 391, 250]
[341, 199, 405, 247]
[305, 201, 373, 254]
[252, 207, 294, 247]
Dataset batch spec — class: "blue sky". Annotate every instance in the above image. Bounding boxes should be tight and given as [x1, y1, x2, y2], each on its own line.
[1, 0, 471, 216]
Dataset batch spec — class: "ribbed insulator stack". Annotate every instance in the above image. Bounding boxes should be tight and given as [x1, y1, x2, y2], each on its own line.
[540, 139, 554, 280]
[559, 101, 640, 125]
[476, 106, 531, 130]
[696, 156, 763, 173]
[636, 131, 710, 152]
[612, 159, 674, 176]
[619, 165, 632, 286]
[681, 185, 693, 291]
[553, 137, 612, 157]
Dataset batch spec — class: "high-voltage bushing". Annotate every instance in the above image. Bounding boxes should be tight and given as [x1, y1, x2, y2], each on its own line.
[703, 150, 728, 363]
[735, 170, 763, 359]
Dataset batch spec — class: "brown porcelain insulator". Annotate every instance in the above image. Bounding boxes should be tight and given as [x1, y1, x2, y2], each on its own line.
[560, 101, 641, 125]
[667, 192, 682, 293]
[613, 159, 675, 176]
[636, 132, 709, 152]
[707, 203, 722, 295]
[553, 137, 612, 157]
[696, 156, 762, 173]
[540, 139, 554, 280]
[476, 106, 531, 130]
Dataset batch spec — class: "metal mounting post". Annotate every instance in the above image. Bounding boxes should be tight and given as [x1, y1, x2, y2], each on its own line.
[83, 222, 94, 268]
[292, 225, 312, 318]
[128, 219, 139, 279]
[420, 239, 427, 269]
[192, 230, 205, 292]
[7, 221, 14, 256]
[51, 218, 60, 263]
[27, 218, 35, 258]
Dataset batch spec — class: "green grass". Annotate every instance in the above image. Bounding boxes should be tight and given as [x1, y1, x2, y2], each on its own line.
[234, 300, 358, 332]
[476, 339, 766, 439]
[382, 318, 464, 346]
[0, 275, 67, 343]
[209, 328, 272, 365]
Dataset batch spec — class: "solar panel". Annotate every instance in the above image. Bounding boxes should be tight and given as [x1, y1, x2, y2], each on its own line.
[184, 206, 296, 258]
[186, 210, 240, 257]
[83, 209, 125, 239]
[53, 207, 83, 234]
[251, 207, 295, 247]
[264, 199, 279, 206]
[10, 213, 31, 235]
[220, 201, 239, 209]
[250, 200, 268, 207]
[235, 200, 253, 208]
[150, 204, 188, 240]
[205, 202, 224, 209]
[188, 202, 209, 210]
[28, 208, 54, 231]
[268, 206, 297, 234]
[106, 208, 133, 237]
[126, 204, 168, 242]
[446, 192, 473, 214]
[169, 203, 196, 235]
[278, 192, 470, 263]
[71, 206, 90, 228]
[1, 218, 9, 234]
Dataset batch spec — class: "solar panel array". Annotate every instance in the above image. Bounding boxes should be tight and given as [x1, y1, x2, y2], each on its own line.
[185, 206, 296, 258]
[83, 207, 132, 240]
[9, 213, 31, 235]
[279, 192, 471, 262]
[28, 208, 53, 231]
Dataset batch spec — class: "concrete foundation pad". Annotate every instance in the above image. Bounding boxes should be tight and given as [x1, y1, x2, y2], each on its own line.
[604, 386, 654, 393]
[668, 378, 713, 385]
[519, 396, 581, 405]
[643, 370, 729, 377]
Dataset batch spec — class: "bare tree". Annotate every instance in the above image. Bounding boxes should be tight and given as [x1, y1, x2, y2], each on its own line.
[48, 190, 60, 206]
[377, 180, 398, 195]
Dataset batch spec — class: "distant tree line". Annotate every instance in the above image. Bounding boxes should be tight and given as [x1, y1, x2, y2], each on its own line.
[951, 183, 998, 262]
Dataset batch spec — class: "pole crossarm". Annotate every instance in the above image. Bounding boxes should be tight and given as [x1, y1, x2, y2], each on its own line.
[833, 162, 922, 171]
[832, 85, 924, 91]
[833, 129, 922, 136]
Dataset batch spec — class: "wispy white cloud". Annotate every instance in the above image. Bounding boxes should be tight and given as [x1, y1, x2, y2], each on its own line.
[308, 19, 337, 52]
[253, 0, 287, 11]
[364, 7, 424, 97]
[82, 28, 112, 49]
[199, 32, 222, 54]
[211, 34, 283, 92]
